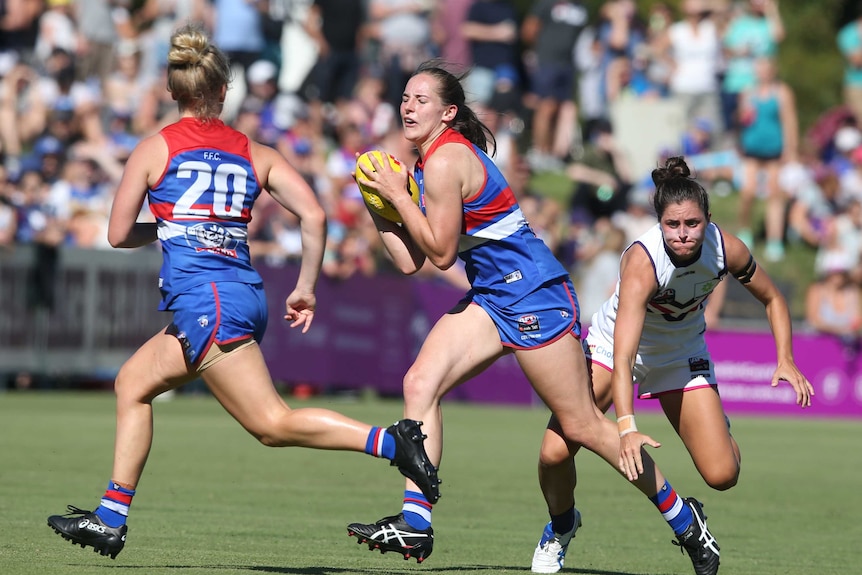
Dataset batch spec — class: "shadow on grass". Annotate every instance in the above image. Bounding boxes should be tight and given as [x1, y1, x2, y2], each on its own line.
[109, 564, 652, 575]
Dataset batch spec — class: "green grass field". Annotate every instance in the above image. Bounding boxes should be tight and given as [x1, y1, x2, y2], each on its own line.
[1, 391, 859, 575]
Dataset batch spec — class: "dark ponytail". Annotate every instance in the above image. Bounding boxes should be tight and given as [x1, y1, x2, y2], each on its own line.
[413, 61, 497, 155]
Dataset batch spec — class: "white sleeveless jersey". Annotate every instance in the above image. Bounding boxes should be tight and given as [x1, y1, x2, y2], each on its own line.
[590, 222, 728, 358]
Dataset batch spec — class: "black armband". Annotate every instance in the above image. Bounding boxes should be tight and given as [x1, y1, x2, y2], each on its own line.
[733, 255, 757, 285]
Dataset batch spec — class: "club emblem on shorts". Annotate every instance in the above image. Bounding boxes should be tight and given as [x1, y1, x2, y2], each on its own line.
[518, 314, 540, 332]
[688, 357, 710, 374]
[198, 315, 209, 328]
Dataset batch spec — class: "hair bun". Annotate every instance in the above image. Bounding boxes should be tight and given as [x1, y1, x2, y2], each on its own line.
[651, 155, 691, 186]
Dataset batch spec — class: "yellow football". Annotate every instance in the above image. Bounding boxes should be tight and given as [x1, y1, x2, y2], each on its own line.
[355, 150, 420, 223]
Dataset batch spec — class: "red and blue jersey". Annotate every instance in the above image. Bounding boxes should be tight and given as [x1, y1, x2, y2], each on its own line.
[149, 118, 263, 309]
[415, 128, 568, 306]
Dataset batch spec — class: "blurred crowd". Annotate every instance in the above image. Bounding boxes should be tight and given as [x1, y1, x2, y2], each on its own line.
[3, 0, 862, 337]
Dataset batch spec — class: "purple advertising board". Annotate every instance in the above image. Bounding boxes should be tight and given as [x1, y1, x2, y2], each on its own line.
[258, 266, 861, 419]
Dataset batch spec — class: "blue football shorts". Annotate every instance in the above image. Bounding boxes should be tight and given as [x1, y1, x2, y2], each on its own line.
[467, 277, 581, 350]
[165, 281, 268, 369]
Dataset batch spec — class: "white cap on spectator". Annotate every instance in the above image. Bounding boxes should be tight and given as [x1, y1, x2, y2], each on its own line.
[815, 250, 856, 277]
[834, 126, 862, 153]
[247, 60, 277, 85]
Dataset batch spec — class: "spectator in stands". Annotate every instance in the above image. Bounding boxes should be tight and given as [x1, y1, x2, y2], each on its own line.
[13, 165, 64, 247]
[212, 0, 267, 123]
[21, 134, 66, 185]
[0, 162, 17, 249]
[787, 164, 843, 249]
[573, 220, 625, 323]
[610, 180, 656, 245]
[663, 0, 723, 132]
[243, 59, 286, 147]
[720, 0, 784, 136]
[567, 118, 634, 225]
[841, 142, 862, 204]
[276, 98, 326, 195]
[572, 23, 605, 134]
[341, 73, 397, 147]
[135, 60, 181, 134]
[596, 0, 648, 107]
[74, 0, 118, 86]
[682, 118, 740, 194]
[133, 0, 211, 84]
[432, 0, 474, 73]
[0, 0, 42, 72]
[814, 195, 862, 279]
[522, 0, 589, 172]
[0, 62, 42, 175]
[461, 0, 521, 111]
[323, 225, 380, 280]
[367, 0, 437, 112]
[604, 42, 665, 102]
[805, 251, 862, 354]
[302, 0, 367, 124]
[30, 47, 105, 145]
[46, 142, 115, 248]
[829, 124, 862, 177]
[34, 0, 78, 71]
[838, 10, 862, 128]
[46, 23, 439, 561]
[736, 56, 798, 262]
[641, 1, 673, 96]
[103, 39, 156, 137]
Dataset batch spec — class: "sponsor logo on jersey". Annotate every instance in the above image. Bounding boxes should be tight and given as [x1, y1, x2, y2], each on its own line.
[688, 356, 710, 374]
[696, 279, 719, 295]
[504, 269, 523, 283]
[195, 246, 238, 257]
[186, 223, 239, 257]
[197, 315, 209, 328]
[652, 288, 676, 304]
[518, 314, 540, 332]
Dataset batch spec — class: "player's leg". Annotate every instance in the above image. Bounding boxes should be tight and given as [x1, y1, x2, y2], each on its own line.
[537, 361, 614, 516]
[659, 386, 740, 491]
[47, 327, 196, 558]
[532, 358, 611, 573]
[347, 301, 505, 562]
[525, 338, 717, 573]
[203, 341, 374, 449]
[656, 386, 730, 575]
[199, 316, 438, 502]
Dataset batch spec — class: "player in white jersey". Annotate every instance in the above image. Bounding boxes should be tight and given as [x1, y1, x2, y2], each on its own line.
[530, 156, 813, 575]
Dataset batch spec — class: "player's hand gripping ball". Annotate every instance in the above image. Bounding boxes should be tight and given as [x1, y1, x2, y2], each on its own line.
[355, 150, 420, 223]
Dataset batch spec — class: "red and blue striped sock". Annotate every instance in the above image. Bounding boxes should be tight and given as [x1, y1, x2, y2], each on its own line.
[401, 490, 432, 530]
[364, 426, 395, 460]
[94, 480, 136, 528]
[648, 480, 693, 535]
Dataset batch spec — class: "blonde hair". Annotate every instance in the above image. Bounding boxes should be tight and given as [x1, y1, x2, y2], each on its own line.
[166, 24, 231, 119]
